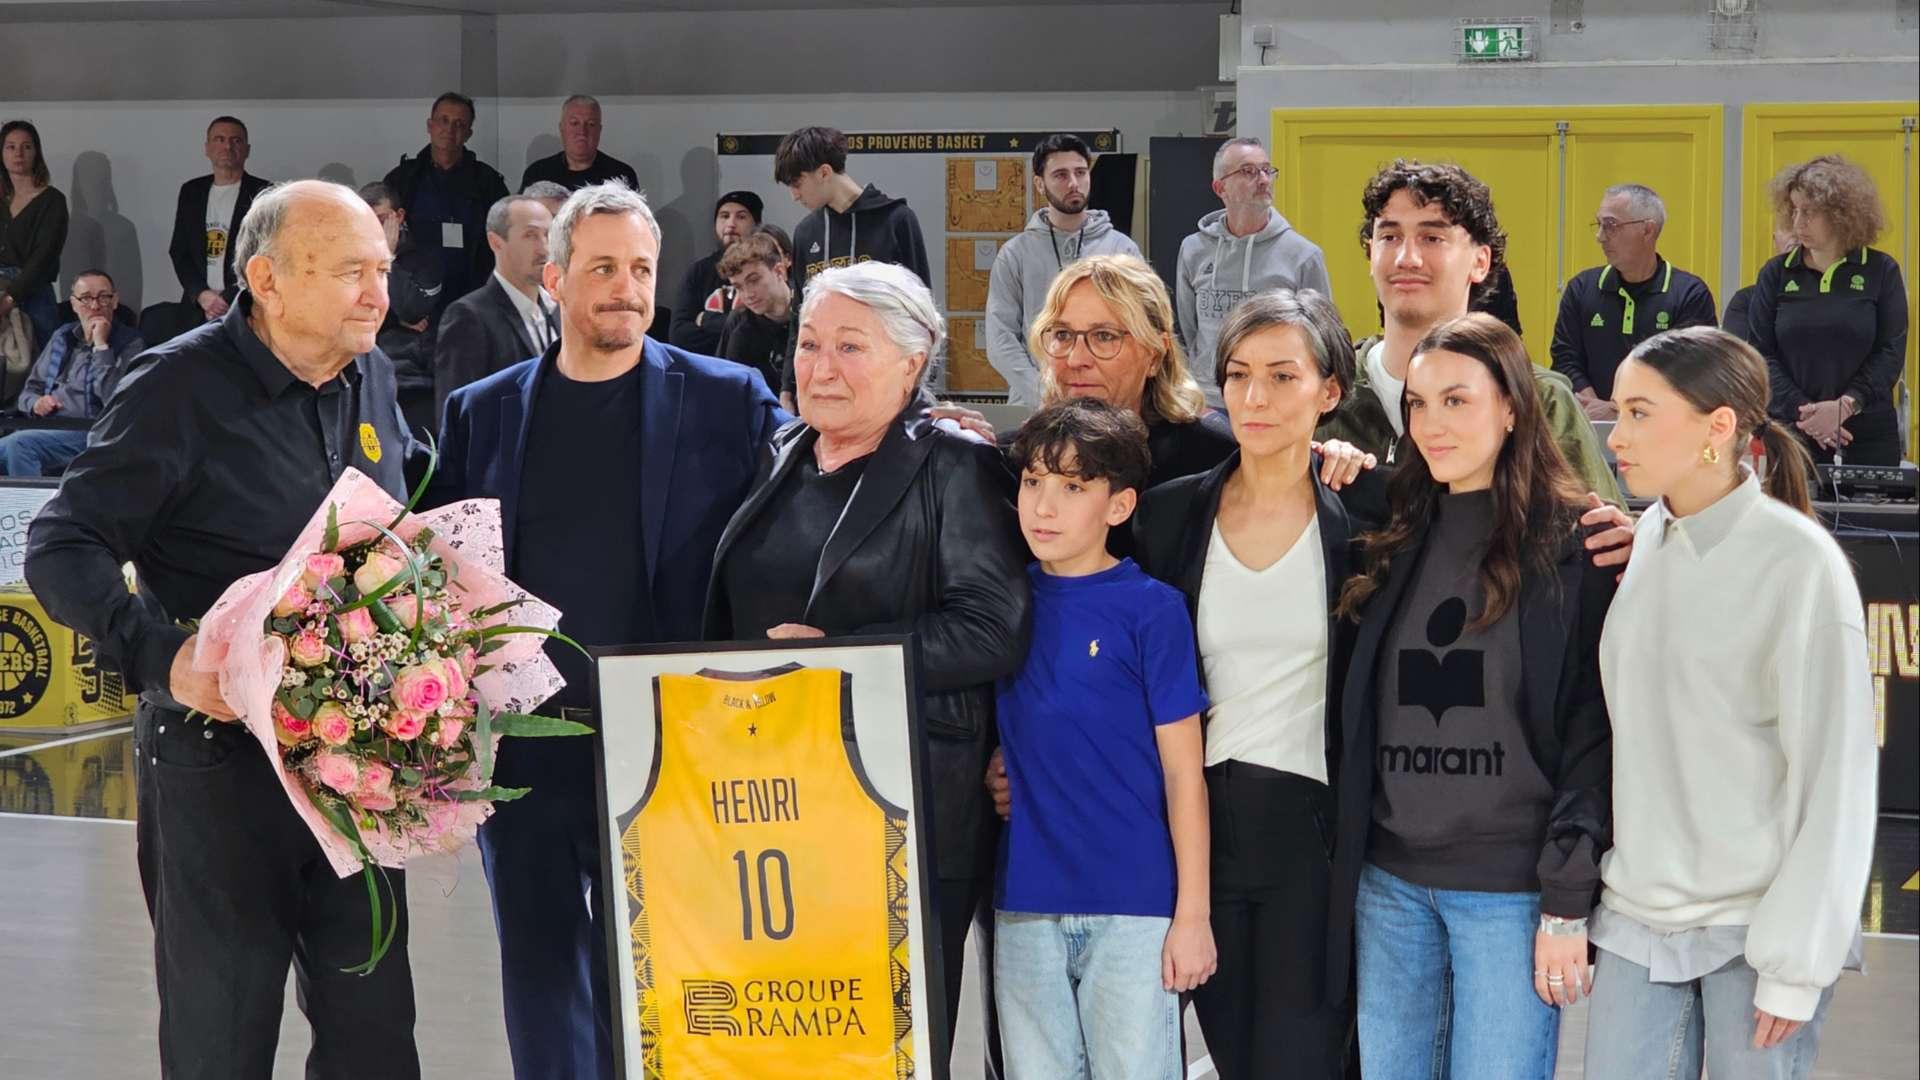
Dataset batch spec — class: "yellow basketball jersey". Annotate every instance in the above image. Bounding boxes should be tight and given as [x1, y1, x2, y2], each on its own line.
[619, 664, 913, 1079]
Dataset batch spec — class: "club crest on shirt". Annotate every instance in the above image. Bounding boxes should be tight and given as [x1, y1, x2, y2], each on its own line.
[1850, 274, 1866, 291]
[358, 422, 382, 464]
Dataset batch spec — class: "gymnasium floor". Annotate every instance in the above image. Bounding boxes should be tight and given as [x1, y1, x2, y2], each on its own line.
[2, 723, 1914, 1079]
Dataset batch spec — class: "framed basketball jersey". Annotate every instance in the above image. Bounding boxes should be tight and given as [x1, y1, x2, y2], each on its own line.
[593, 637, 947, 1080]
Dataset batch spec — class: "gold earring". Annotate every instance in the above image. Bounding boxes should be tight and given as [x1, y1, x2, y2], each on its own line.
[1701, 444, 1721, 465]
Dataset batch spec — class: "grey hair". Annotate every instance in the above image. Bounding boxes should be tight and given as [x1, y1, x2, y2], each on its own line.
[1212, 288, 1356, 401]
[561, 94, 601, 113]
[1604, 182, 1666, 229]
[548, 180, 661, 270]
[485, 194, 548, 239]
[520, 180, 570, 203]
[799, 262, 946, 390]
[1212, 137, 1265, 180]
[233, 179, 365, 280]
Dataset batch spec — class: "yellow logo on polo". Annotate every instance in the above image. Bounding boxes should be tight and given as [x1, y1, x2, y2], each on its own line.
[358, 423, 382, 463]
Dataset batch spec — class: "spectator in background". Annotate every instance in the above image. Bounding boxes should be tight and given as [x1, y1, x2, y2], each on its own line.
[1175, 137, 1332, 409]
[519, 95, 638, 193]
[1, 268, 141, 476]
[1747, 154, 1909, 465]
[714, 225, 793, 399]
[168, 116, 270, 325]
[359, 182, 443, 437]
[669, 190, 762, 356]
[1551, 183, 1717, 419]
[520, 180, 570, 217]
[433, 194, 557, 416]
[1722, 225, 1797, 342]
[1, 119, 70, 356]
[986, 133, 1142, 407]
[383, 92, 510, 323]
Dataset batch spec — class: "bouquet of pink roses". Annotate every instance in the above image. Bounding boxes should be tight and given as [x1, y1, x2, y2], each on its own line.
[191, 466, 588, 971]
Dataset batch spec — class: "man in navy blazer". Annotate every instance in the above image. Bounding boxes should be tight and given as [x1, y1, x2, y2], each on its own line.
[427, 182, 783, 1079]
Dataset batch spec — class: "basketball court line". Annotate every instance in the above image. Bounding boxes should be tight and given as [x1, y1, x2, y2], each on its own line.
[0, 723, 132, 758]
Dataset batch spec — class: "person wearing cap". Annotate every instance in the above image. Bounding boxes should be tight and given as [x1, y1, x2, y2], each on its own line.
[669, 189, 762, 356]
[1550, 183, 1717, 419]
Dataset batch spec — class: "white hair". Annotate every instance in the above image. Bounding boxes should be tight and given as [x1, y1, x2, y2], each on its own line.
[547, 180, 661, 270]
[1604, 182, 1667, 230]
[561, 94, 601, 114]
[1212, 137, 1265, 180]
[799, 262, 945, 389]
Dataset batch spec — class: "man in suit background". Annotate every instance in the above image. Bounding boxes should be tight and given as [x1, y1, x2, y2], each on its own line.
[427, 181, 784, 1079]
[431, 193, 556, 418]
[167, 116, 270, 324]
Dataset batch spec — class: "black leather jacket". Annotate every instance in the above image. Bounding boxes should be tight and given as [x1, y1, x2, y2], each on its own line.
[703, 392, 1033, 882]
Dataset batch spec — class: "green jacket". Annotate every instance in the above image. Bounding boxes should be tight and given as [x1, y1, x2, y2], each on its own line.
[1316, 336, 1623, 506]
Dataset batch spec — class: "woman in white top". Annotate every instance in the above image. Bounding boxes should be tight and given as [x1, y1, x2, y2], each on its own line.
[1130, 289, 1384, 1080]
[1588, 325, 1877, 1079]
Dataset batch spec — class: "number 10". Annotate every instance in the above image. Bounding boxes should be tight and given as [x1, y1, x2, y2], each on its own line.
[732, 849, 795, 941]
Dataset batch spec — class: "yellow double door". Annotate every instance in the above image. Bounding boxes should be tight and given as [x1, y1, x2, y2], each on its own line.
[1269, 103, 1917, 459]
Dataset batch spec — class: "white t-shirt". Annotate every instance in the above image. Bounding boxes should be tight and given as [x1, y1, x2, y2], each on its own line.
[1365, 338, 1406, 438]
[1195, 517, 1330, 782]
[205, 181, 242, 294]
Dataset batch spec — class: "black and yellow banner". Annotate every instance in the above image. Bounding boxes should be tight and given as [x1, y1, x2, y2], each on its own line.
[717, 130, 1119, 156]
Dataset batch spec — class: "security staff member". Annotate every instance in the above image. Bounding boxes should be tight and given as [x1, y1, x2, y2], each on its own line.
[24, 180, 426, 1078]
[1551, 183, 1716, 418]
[1747, 155, 1910, 465]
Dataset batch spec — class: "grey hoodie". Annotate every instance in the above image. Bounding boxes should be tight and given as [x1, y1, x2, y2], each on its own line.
[984, 209, 1141, 406]
[1175, 208, 1332, 407]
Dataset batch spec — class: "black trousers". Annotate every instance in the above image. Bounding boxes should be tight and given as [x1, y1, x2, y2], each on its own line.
[133, 702, 420, 1079]
[1191, 762, 1347, 1080]
[936, 874, 1005, 1079]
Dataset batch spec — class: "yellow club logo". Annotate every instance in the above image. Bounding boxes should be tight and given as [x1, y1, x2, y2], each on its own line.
[358, 422, 382, 463]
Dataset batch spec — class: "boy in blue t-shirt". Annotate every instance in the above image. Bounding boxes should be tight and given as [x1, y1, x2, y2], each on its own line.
[994, 397, 1214, 1080]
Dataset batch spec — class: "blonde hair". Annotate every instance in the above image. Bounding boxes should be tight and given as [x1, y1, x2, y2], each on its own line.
[1027, 254, 1207, 425]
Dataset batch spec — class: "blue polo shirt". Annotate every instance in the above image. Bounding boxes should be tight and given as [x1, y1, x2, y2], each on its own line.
[994, 558, 1209, 917]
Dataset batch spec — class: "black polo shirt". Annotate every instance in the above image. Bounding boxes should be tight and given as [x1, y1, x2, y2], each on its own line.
[1745, 245, 1909, 421]
[24, 295, 421, 696]
[1550, 256, 1718, 399]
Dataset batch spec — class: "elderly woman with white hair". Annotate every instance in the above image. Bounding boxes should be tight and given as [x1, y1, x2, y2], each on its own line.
[703, 260, 1032, 1061]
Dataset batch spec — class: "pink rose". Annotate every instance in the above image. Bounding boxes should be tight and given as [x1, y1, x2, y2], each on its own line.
[272, 582, 313, 619]
[271, 698, 312, 747]
[287, 629, 329, 669]
[456, 646, 479, 678]
[314, 751, 359, 794]
[335, 605, 377, 645]
[356, 788, 398, 812]
[353, 546, 409, 598]
[301, 552, 346, 592]
[388, 594, 440, 630]
[438, 656, 469, 703]
[312, 702, 354, 746]
[357, 760, 394, 796]
[391, 662, 450, 716]
[432, 716, 466, 750]
[382, 708, 428, 742]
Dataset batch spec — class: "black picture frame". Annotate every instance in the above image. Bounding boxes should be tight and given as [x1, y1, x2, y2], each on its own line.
[589, 634, 951, 1080]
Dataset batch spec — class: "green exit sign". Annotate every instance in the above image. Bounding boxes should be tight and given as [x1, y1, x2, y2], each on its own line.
[1459, 21, 1534, 61]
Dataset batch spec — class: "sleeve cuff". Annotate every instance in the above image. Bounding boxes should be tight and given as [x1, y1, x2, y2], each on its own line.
[1539, 883, 1596, 919]
[1753, 975, 1823, 1023]
[130, 624, 192, 697]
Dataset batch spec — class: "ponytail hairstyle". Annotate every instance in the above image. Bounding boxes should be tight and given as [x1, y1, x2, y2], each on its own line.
[1621, 327, 1813, 516]
[1336, 313, 1587, 628]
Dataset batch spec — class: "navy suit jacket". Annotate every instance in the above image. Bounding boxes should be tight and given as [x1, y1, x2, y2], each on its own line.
[425, 335, 786, 642]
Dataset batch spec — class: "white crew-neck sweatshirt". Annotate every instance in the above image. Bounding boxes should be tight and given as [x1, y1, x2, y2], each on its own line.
[1596, 469, 1877, 1022]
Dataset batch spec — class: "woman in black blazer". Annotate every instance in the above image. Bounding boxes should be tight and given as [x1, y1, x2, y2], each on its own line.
[1331, 313, 1613, 1080]
[1132, 289, 1382, 1080]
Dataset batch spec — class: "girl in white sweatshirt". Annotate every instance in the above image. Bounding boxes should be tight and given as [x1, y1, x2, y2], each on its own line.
[1585, 326, 1876, 1079]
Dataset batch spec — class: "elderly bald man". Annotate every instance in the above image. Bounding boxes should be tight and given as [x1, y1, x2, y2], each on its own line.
[27, 179, 427, 1079]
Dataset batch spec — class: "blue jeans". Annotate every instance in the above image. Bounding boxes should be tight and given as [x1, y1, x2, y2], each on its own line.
[0, 427, 87, 476]
[1583, 949, 1834, 1079]
[1355, 863, 1558, 1080]
[994, 911, 1180, 1080]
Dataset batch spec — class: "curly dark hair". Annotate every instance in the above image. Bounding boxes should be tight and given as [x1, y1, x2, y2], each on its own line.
[1008, 397, 1152, 499]
[1768, 154, 1885, 253]
[1358, 159, 1508, 306]
[1335, 313, 1586, 629]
